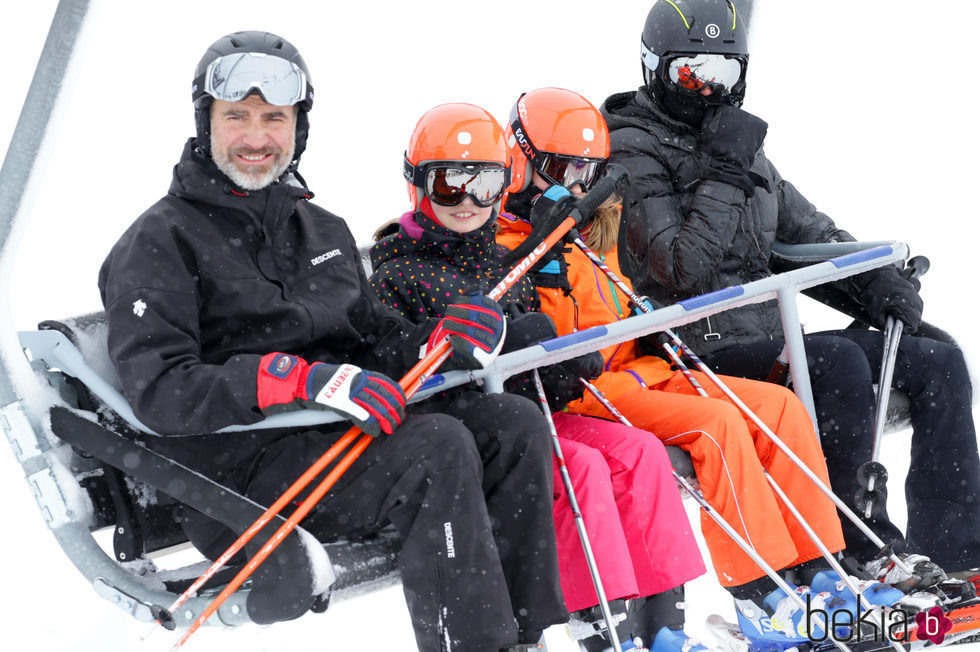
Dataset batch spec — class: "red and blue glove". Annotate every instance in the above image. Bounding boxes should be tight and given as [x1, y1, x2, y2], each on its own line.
[427, 291, 506, 370]
[257, 353, 406, 437]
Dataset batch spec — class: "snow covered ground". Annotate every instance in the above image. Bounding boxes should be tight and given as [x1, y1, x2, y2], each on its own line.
[1, 0, 979, 650]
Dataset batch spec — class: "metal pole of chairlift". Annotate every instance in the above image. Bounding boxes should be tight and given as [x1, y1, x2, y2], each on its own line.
[0, 0, 91, 409]
[0, 0, 194, 634]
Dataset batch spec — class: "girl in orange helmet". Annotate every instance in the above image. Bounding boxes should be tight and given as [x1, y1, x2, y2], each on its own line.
[369, 103, 706, 652]
[497, 87, 855, 651]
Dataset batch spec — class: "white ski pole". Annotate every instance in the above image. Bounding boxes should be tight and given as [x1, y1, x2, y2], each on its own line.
[531, 370, 621, 652]
[580, 379, 855, 652]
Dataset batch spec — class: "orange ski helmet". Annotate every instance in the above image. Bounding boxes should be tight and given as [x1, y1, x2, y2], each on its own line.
[404, 103, 512, 212]
[506, 87, 610, 194]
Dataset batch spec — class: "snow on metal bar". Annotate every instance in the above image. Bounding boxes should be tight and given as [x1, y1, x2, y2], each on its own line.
[19, 329, 159, 435]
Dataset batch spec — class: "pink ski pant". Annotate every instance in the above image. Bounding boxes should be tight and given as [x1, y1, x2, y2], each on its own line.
[550, 412, 706, 612]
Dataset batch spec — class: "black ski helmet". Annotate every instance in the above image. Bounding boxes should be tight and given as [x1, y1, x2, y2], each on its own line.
[641, 0, 748, 107]
[191, 30, 314, 169]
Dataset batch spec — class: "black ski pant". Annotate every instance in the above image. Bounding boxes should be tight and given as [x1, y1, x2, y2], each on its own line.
[186, 404, 561, 652]
[421, 391, 570, 641]
[701, 329, 980, 570]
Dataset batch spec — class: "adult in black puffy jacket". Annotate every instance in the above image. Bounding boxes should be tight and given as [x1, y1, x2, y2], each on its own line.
[98, 31, 566, 652]
[603, 1, 980, 579]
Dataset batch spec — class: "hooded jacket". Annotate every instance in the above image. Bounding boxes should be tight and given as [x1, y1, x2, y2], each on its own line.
[99, 140, 432, 473]
[601, 88, 854, 355]
[368, 211, 538, 316]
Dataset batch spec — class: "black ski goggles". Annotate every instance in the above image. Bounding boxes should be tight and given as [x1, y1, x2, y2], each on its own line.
[536, 153, 606, 191]
[195, 52, 312, 107]
[404, 159, 510, 207]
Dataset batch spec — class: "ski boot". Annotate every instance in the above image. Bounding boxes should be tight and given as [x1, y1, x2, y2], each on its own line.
[569, 600, 630, 641]
[571, 600, 630, 652]
[809, 569, 911, 640]
[935, 568, 980, 607]
[650, 626, 720, 652]
[810, 569, 905, 610]
[598, 637, 649, 652]
[732, 584, 833, 650]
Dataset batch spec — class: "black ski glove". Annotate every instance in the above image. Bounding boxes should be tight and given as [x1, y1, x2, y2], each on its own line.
[853, 266, 923, 333]
[527, 185, 578, 270]
[426, 290, 506, 370]
[537, 351, 605, 410]
[500, 306, 604, 410]
[502, 308, 559, 353]
[700, 105, 771, 196]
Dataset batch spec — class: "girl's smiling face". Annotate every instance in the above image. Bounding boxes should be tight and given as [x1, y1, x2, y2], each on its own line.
[429, 196, 494, 234]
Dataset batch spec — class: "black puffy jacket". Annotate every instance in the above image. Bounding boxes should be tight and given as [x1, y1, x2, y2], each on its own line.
[99, 140, 432, 474]
[602, 88, 855, 355]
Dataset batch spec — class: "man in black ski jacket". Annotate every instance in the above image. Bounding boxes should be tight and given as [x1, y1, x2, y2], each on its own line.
[603, 0, 980, 580]
[98, 31, 566, 652]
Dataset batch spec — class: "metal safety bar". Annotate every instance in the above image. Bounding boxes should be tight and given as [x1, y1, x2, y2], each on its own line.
[17, 241, 909, 435]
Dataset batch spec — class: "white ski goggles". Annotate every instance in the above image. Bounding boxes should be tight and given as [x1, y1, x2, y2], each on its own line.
[666, 53, 744, 95]
[199, 52, 310, 107]
[642, 45, 745, 98]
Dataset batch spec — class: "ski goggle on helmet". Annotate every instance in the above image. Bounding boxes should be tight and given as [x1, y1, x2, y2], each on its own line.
[507, 88, 609, 194]
[403, 103, 512, 211]
[196, 51, 311, 106]
[403, 161, 509, 207]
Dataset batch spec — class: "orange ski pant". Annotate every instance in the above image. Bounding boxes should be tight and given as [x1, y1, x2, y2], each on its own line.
[603, 369, 845, 587]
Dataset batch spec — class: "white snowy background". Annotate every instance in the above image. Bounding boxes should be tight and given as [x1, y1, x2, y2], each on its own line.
[1, 0, 979, 650]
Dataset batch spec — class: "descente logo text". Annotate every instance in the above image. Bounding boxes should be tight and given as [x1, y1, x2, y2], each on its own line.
[311, 249, 342, 266]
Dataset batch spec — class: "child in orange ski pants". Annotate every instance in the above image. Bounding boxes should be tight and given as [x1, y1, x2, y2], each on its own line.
[498, 211, 845, 590]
